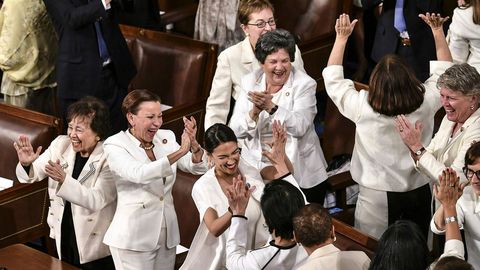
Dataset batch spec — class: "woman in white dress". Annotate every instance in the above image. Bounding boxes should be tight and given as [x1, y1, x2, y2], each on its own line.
[180, 123, 272, 270]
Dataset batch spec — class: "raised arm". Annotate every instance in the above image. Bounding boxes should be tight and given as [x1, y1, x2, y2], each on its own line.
[419, 13, 452, 62]
[327, 14, 358, 66]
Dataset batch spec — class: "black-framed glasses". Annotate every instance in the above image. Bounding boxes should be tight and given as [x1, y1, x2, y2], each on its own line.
[463, 167, 480, 179]
[247, 18, 276, 28]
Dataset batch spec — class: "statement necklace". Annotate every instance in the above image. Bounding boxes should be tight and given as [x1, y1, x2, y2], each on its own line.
[140, 143, 154, 150]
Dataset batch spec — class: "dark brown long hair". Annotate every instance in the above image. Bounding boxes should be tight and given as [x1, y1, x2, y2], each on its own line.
[368, 54, 425, 116]
[462, 0, 480, 25]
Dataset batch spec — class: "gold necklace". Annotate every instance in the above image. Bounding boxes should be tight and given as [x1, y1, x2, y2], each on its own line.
[140, 143, 154, 150]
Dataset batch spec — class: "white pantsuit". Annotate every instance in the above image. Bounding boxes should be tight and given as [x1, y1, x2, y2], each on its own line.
[16, 136, 116, 264]
[103, 130, 208, 270]
[323, 61, 452, 238]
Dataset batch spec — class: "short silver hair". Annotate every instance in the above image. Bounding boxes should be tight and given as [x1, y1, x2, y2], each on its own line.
[437, 63, 480, 97]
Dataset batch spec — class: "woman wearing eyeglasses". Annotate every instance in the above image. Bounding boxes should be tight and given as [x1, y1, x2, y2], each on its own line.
[180, 122, 298, 270]
[203, 0, 304, 130]
[430, 141, 480, 269]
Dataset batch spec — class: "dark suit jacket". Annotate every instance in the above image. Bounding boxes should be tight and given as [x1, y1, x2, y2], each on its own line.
[43, 0, 136, 99]
[362, 0, 443, 79]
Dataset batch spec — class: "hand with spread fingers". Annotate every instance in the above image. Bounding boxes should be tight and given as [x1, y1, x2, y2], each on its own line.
[394, 114, 424, 154]
[45, 159, 67, 184]
[225, 174, 255, 216]
[14, 135, 42, 167]
[335, 13, 358, 39]
[419, 12, 449, 31]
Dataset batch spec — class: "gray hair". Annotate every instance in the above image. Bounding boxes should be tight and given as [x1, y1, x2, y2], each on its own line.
[254, 29, 296, 64]
[437, 63, 480, 97]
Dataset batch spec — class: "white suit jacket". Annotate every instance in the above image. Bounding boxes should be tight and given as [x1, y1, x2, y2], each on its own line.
[229, 67, 327, 189]
[448, 7, 480, 71]
[16, 136, 116, 264]
[323, 62, 452, 191]
[295, 244, 370, 270]
[417, 108, 480, 183]
[204, 37, 305, 130]
[103, 130, 208, 251]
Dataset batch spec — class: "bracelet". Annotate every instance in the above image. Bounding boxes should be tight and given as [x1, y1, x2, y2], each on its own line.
[232, 215, 248, 220]
[191, 148, 202, 154]
[445, 216, 457, 224]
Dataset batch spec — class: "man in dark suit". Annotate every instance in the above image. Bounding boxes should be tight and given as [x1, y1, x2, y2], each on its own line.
[43, 0, 136, 133]
[362, 0, 443, 81]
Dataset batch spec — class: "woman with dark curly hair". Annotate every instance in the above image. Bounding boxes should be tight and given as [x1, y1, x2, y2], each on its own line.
[15, 96, 116, 269]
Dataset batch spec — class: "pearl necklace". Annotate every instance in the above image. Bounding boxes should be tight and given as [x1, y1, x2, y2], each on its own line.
[140, 143, 154, 150]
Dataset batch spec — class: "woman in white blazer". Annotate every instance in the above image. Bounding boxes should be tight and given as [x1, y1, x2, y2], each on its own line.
[103, 89, 208, 270]
[324, 14, 452, 239]
[15, 97, 116, 269]
[204, 0, 304, 130]
[448, 0, 480, 71]
[229, 29, 328, 205]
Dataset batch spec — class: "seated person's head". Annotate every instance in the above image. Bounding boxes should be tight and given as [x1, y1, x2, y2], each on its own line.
[261, 180, 305, 240]
[369, 220, 430, 270]
[433, 256, 473, 270]
[292, 203, 333, 252]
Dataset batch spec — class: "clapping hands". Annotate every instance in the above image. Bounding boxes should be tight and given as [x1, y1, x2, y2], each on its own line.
[225, 174, 255, 215]
[434, 168, 467, 209]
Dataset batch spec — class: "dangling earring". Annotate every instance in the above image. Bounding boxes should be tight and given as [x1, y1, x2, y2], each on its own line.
[207, 157, 214, 169]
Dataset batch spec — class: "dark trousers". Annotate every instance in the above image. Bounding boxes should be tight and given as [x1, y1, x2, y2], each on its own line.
[387, 183, 431, 239]
[397, 42, 429, 82]
[301, 180, 329, 205]
[59, 64, 127, 135]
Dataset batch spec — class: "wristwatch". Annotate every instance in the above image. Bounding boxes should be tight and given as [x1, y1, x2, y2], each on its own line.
[414, 147, 425, 156]
[269, 105, 278, 115]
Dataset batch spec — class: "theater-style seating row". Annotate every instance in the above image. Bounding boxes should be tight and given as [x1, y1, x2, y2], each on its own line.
[0, 104, 61, 251]
[121, 24, 218, 143]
